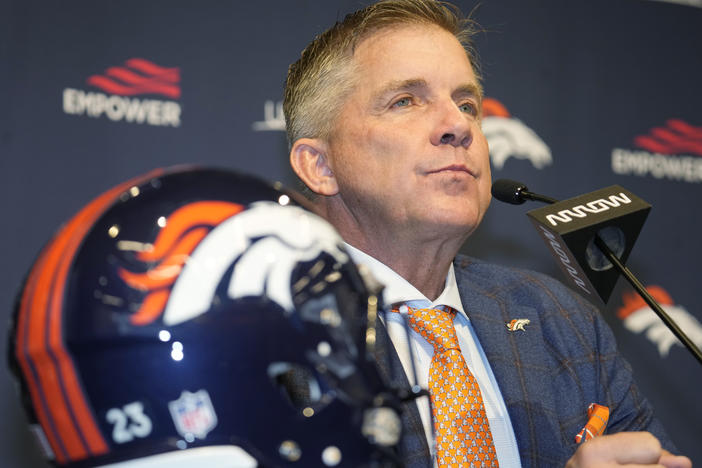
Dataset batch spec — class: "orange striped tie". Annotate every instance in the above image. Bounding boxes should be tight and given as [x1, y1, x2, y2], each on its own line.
[403, 306, 499, 467]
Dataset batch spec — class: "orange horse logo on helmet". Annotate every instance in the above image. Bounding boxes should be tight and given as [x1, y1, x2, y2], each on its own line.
[117, 201, 243, 326]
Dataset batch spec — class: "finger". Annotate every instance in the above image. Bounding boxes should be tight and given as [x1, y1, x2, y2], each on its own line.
[606, 432, 663, 465]
[621, 465, 665, 468]
[659, 450, 693, 468]
[569, 432, 663, 466]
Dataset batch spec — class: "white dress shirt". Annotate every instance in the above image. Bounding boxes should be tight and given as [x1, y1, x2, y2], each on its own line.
[345, 244, 522, 467]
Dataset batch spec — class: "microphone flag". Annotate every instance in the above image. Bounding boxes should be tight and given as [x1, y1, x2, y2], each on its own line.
[526, 186, 651, 303]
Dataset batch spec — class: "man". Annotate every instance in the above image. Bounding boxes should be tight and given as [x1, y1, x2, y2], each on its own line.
[283, 0, 692, 466]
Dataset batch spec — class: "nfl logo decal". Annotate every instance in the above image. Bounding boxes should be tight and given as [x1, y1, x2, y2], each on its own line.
[168, 389, 218, 440]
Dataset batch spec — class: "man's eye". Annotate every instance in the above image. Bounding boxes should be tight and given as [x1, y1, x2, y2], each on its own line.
[459, 102, 478, 115]
[392, 97, 411, 108]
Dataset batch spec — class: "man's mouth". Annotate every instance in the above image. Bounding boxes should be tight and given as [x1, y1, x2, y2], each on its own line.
[427, 164, 474, 176]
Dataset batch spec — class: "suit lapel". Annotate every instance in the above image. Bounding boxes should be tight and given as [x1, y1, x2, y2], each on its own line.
[454, 263, 569, 466]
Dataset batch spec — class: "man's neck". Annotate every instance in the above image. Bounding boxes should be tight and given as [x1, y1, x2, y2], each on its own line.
[353, 239, 459, 300]
[311, 196, 468, 300]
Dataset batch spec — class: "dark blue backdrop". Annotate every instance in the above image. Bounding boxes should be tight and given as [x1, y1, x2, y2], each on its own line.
[2, 1, 700, 466]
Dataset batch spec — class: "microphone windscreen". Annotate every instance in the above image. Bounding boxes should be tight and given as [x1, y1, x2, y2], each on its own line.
[491, 179, 528, 205]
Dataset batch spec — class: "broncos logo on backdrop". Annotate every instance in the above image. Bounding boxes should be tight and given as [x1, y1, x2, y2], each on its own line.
[119, 201, 348, 326]
[481, 97, 553, 170]
[617, 285, 702, 357]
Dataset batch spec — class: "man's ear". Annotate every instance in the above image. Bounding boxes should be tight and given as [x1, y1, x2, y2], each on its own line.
[289, 138, 339, 196]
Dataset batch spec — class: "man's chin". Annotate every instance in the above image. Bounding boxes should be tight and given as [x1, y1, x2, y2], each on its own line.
[413, 214, 478, 244]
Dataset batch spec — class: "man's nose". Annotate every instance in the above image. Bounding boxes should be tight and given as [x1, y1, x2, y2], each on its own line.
[430, 100, 473, 148]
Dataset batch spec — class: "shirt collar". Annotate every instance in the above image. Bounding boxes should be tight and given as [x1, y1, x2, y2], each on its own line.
[344, 243, 466, 317]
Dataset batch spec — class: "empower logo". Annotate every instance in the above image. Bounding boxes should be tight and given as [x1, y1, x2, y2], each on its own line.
[611, 119, 702, 183]
[481, 98, 552, 170]
[545, 193, 632, 226]
[63, 58, 181, 127]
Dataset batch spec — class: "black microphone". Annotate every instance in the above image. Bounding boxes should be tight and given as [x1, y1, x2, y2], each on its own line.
[491, 178, 557, 205]
[491, 178, 702, 366]
[493, 179, 635, 302]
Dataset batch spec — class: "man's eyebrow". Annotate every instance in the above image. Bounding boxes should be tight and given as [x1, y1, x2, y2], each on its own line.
[371, 78, 428, 104]
[371, 79, 483, 106]
[453, 83, 483, 101]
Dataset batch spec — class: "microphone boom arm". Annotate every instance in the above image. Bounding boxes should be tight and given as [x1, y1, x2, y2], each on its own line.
[591, 235, 702, 366]
[520, 189, 558, 205]
[493, 179, 702, 366]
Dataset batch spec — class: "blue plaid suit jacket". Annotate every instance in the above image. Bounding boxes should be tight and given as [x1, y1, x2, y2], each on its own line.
[374, 254, 674, 468]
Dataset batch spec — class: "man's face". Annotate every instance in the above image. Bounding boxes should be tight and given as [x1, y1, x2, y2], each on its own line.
[325, 24, 491, 244]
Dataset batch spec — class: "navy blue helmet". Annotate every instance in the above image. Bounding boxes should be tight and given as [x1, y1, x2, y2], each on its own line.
[8, 167, 403, 467]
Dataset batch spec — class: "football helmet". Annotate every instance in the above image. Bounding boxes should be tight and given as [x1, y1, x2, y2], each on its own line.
[8, 167, 404, 467]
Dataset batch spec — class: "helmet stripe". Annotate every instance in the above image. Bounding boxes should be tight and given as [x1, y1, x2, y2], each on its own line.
[16, 251, 70, 463]
[15, 168, 164, 462]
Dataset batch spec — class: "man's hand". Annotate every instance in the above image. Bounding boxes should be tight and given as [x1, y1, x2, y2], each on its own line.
[565, 432, 692, 468]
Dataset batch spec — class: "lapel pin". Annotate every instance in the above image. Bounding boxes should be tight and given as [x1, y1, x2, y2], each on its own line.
[506, 318, 530, 332]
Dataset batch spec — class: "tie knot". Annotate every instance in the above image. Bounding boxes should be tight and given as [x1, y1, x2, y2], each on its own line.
[399, 306, 459, 353]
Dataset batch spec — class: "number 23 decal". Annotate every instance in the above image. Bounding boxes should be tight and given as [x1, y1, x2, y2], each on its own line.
[106, 402, 153, 443]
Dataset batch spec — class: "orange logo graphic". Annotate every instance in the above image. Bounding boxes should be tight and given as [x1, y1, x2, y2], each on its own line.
[481, 97, 552, 170]
[505, 318, 530, 332]
[617, 285, 702, 357]
[118, 201, 243, 325]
